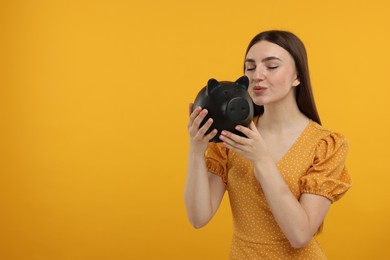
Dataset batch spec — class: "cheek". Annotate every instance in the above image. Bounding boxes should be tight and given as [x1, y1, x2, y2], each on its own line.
[273, 70, 297, 87]
[244, 72, 253, 82]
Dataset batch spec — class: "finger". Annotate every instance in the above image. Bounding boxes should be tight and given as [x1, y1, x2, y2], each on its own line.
[197, 117, 214, 136]
[249, 121, 257, 131]
[188, 106, 202, 133]
[221, 138, 244, 153]
[220, 130, 246, 145]
[188, 103, 194, 116]
[222, 130, 247, 146]
[188, 106, 202, 125]
[192, 109, 209, 128]
[235, 124, 256, 139]
[205, 129, 218, 141]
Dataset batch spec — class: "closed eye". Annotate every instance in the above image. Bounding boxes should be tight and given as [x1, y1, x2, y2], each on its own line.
[246, 67, 255, 71]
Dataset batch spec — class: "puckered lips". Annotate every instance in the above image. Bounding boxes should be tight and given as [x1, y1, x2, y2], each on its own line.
[252, 85, 267, 95]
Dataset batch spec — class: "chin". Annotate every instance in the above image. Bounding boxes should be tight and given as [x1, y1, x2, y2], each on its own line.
[251, 96, 268, 106]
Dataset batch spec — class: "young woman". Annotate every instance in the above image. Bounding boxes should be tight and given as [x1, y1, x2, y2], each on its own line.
[185, 30, 352, 259]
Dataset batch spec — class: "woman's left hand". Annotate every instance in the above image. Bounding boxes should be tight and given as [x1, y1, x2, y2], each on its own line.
[219, 121, 268, 163]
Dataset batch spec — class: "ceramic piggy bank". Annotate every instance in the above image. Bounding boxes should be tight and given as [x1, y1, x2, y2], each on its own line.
[193, 76, 254, 142]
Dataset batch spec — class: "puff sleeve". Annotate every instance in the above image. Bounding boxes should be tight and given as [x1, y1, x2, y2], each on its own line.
[205, 143, 229, 185]
[299, 132, 352, 202]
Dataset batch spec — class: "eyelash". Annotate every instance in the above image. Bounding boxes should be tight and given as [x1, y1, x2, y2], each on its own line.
[245, 66, 278, 71]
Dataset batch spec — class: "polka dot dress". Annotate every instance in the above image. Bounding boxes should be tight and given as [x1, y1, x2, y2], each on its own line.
[205, 116, 352, 259]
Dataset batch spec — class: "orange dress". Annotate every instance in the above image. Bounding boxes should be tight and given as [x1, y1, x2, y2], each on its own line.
[205, 117, 352, 259]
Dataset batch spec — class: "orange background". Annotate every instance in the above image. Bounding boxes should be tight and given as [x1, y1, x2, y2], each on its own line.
[1, 0, 389, 259]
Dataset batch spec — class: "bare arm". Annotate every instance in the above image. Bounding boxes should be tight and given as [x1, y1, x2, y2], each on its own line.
[184, 155, 226, 228]
[184, 104, 226, 228]
[220, 123, 331, 248]
[253, 156, 330, 248]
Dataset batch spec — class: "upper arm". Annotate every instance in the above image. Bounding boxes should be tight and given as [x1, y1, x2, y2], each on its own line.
[299, 193, 331, 234]
[208, 172, 226, 216]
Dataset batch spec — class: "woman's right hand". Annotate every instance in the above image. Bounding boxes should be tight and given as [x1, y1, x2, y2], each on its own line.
[187, 103, 218, 154]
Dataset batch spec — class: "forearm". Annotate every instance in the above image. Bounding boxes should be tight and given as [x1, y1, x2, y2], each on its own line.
[254, 156, 313, 248]
[184, 152, 214, 228]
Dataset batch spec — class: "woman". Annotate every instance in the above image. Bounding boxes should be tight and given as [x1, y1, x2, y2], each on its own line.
[184, 30, 352, 259]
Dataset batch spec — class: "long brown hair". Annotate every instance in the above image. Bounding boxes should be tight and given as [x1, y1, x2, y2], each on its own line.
[244, 30, 321, 125]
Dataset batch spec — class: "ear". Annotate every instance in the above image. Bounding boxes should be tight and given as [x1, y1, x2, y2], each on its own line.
[235, 75, 249, 90]
[206, 78, 219, 95]
[292, 77, 300, 87]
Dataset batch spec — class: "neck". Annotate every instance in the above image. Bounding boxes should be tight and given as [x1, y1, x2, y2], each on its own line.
[257, 95, 309, 132]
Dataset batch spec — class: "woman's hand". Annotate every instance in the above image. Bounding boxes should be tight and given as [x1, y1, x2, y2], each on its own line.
[187, 103, 218, 154]
[219, 121, 268, 162]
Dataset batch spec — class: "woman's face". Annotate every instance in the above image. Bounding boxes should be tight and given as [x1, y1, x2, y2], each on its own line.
[244, 40, 300, 107]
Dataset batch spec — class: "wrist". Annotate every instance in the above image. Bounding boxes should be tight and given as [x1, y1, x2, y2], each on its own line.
[254, 155, 275, 176]
[256, 154, 274, 165]
[188, 147, 206, 160]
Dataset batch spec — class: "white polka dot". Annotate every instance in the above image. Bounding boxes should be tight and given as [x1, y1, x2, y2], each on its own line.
[205, 118, 351, 259]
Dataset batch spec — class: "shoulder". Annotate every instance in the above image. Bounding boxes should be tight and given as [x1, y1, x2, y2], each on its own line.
[308, 120, 348, 146]
[306, 121, 349, 162]
[299, 121, 352, 202]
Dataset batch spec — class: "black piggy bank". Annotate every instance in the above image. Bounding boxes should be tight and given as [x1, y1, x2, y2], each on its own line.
[193, 76, 254, 143]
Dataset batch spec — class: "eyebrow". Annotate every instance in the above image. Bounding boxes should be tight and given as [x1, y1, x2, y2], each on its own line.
[245, 56, 282, 63]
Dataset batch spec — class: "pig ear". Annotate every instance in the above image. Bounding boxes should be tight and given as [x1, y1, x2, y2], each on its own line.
[206, 78, 219, 95]
[235, 75, 249, 90]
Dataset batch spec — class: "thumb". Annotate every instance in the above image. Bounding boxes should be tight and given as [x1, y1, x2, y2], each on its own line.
[249, 121, 258, 132]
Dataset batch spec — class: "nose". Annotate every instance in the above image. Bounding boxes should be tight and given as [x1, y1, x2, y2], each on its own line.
[252, 67, 265, 81]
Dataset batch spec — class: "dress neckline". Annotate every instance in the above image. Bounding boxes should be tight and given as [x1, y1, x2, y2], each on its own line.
[252, 115, 313, 165]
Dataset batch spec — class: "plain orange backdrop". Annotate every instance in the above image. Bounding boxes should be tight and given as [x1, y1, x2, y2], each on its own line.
[1, 0, 389, 259]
